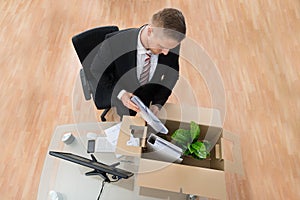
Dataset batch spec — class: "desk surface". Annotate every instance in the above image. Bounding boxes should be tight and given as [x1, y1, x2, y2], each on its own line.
[37, 122, 189, 200]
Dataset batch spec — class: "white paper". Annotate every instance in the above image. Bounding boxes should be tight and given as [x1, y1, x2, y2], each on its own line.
[94, 123, 121, 152]
[126, 135, 140, 147]
[95, 137, 115, 152]
[104, 122, 121, 146]
[131, 96, 168, 134]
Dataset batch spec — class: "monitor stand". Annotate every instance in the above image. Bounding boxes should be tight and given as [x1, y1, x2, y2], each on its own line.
[85, 154, 121, 183]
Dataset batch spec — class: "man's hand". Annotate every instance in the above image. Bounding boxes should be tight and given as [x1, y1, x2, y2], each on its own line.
[150, 105, 160, 116]
[120, 92, 139, 112]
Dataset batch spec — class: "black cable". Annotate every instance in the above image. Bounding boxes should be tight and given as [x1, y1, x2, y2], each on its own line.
[96, 179, 120, 200]
[97, 180, 106, 200]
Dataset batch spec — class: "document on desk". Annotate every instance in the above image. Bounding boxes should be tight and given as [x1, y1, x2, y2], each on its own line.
[94, 123, 121, 152]
[95, 137, 115, 152]
[131, 96, 168, 134]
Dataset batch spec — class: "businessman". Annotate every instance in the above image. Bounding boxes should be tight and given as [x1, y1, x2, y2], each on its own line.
[91, 8, 186, 117]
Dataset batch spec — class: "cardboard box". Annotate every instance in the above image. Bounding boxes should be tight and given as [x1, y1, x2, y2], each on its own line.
[116, 103, 243, 200]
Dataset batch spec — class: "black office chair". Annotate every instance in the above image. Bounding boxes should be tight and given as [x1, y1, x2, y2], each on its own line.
[72, 26, 119, 121]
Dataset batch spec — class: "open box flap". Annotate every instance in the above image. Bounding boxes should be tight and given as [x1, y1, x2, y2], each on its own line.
[137, 159, 226, 200]
[115, 116, 146, 157]
[221, 130, 244, 176]
[158, 103, 223, 128]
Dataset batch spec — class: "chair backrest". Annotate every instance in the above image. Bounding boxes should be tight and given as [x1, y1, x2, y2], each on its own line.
[72, 26, 119, 63]
[72, 26, 119, 104]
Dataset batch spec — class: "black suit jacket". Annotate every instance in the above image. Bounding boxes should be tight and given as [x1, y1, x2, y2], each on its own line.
[90, 27, 180, 116]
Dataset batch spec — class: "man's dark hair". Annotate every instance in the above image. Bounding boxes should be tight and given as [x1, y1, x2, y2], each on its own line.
[151, 8, 186, 42]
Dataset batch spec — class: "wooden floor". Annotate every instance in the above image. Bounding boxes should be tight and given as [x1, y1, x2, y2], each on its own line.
[0, 0, 299, 199]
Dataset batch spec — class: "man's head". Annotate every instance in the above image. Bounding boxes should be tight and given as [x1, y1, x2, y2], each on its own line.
[146, 8, 186, 55]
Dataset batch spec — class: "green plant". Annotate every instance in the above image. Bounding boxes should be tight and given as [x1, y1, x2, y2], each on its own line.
[171, 121, 210, 159]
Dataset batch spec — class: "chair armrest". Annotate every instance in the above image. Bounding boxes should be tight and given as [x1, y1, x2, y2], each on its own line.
[80, 68, 92, 100]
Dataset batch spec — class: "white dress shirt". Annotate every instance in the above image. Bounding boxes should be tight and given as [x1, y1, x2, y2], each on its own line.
[118, 27, 158, 100]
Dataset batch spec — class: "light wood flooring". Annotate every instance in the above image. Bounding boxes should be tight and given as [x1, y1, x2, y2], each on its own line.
[0, 0, 299, 199]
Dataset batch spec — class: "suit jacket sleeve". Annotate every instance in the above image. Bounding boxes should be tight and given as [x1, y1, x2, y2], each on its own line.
[90, 36, 114, 85]
[90, 29, 138, 109]
[90, 36, 117, 109]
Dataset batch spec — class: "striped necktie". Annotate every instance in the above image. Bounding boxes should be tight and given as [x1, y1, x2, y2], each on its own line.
[139, 52, 152, 85]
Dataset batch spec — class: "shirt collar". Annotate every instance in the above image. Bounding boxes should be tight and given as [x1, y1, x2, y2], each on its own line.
[137, 26, 148, 55]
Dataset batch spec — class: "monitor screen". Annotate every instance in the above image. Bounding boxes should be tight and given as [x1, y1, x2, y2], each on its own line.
[49, 151, 133, 179]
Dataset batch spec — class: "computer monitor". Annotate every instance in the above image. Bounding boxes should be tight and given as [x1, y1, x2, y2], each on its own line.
[49, 151, 133, 180]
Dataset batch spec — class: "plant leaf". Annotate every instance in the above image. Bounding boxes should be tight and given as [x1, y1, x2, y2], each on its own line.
[190, 121, 200, 142]
[181, 144, 188, 152]
[171, 129, 190, 146]
[191, 141, 208, 159]
[187, 143, 194, 154]
[184, 149, 190, 155]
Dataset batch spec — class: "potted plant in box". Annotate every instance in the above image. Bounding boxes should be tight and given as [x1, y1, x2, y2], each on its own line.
[171, 121, 211, 159]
